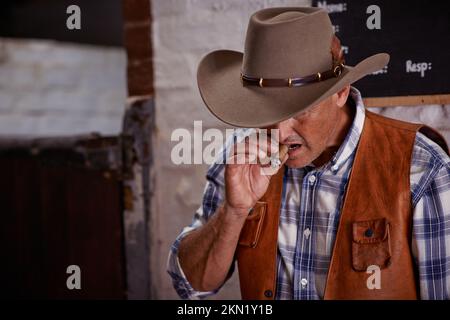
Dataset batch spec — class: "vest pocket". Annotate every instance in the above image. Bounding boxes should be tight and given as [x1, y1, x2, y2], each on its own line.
[351, 218, 391, 271]
[238, 201, 267, 248]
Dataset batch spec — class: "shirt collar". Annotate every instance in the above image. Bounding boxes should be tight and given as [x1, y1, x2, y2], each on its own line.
[325, 86, 366, 172]
[302, 86, 365, 172]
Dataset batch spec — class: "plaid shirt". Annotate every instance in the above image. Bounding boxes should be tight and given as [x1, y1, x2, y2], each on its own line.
[167, 87, 450, 300]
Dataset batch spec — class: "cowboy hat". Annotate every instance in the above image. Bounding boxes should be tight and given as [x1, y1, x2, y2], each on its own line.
[197, 7, 389, 128]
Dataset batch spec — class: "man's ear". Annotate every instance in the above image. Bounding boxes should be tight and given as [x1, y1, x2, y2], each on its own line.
[335, 85, 350, 108]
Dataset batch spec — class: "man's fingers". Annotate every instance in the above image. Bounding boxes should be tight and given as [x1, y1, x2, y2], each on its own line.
[228, 141, 269, 165]
[227, 152, 261, 165]
[228, 132, 282, 165]
[259, 146, 289, 176]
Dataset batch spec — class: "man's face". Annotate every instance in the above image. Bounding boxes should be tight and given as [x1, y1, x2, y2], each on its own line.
[265, 87, 350, 168]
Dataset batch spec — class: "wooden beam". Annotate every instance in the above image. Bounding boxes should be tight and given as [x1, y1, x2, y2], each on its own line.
[364, 94, 450, 107]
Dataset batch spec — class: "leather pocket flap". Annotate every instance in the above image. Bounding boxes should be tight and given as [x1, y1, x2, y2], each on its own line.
[352, 218, 388, 244]
[351, 218, 391, 271]
[238, 201, 267, 248]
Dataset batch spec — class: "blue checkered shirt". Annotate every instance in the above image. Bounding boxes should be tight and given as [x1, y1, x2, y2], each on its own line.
[167, 87, 450, 300]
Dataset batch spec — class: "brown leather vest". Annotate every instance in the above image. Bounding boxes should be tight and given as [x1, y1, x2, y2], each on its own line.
[236, 111, 449, 300]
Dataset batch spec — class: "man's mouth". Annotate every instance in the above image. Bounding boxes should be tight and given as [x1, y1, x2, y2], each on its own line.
[288, 143, 302, 151]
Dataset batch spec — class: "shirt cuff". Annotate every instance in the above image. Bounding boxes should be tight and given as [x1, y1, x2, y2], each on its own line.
[167, 230, 219, 300]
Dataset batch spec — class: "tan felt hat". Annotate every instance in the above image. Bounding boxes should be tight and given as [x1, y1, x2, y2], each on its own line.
[197, 7, 389, 128]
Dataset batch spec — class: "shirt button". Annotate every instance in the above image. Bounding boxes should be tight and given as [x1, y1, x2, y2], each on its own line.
[308, 175, 316, 185]
[303, 228, 311, 239]
[264, 289, 273, 298]
[331, 164, 339, 172]
[365, 228, 374, 238]
[300, 278, 308, 288]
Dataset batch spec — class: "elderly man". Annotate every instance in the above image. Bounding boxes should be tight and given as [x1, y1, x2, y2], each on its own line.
[167, 7, 450, 299]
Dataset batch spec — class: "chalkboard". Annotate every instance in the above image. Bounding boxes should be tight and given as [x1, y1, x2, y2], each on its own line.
[312, 0, 450, 107]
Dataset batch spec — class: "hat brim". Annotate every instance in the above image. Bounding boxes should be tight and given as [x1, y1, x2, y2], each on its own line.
[197, 50, 389, 128]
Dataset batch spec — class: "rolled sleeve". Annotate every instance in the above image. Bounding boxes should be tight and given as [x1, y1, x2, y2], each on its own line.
[167, 164, 226, 299]
[167, 222, 219, 299]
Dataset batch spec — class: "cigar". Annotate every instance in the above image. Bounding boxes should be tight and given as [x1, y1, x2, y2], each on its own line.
[270, 144, 289, 168]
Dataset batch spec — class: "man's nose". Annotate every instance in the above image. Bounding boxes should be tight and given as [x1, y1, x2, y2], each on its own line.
[273, 119, 293, 143]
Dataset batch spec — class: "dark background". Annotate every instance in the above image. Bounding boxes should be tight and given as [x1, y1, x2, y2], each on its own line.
[0, 0, 124, 47]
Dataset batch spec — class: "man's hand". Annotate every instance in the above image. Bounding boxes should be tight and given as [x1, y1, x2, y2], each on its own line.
[177, 132, 287, 292]
[224, 133, 288, 216]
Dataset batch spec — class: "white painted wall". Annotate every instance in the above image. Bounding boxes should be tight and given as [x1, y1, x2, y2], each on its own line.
[0, 38, 126, 136]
